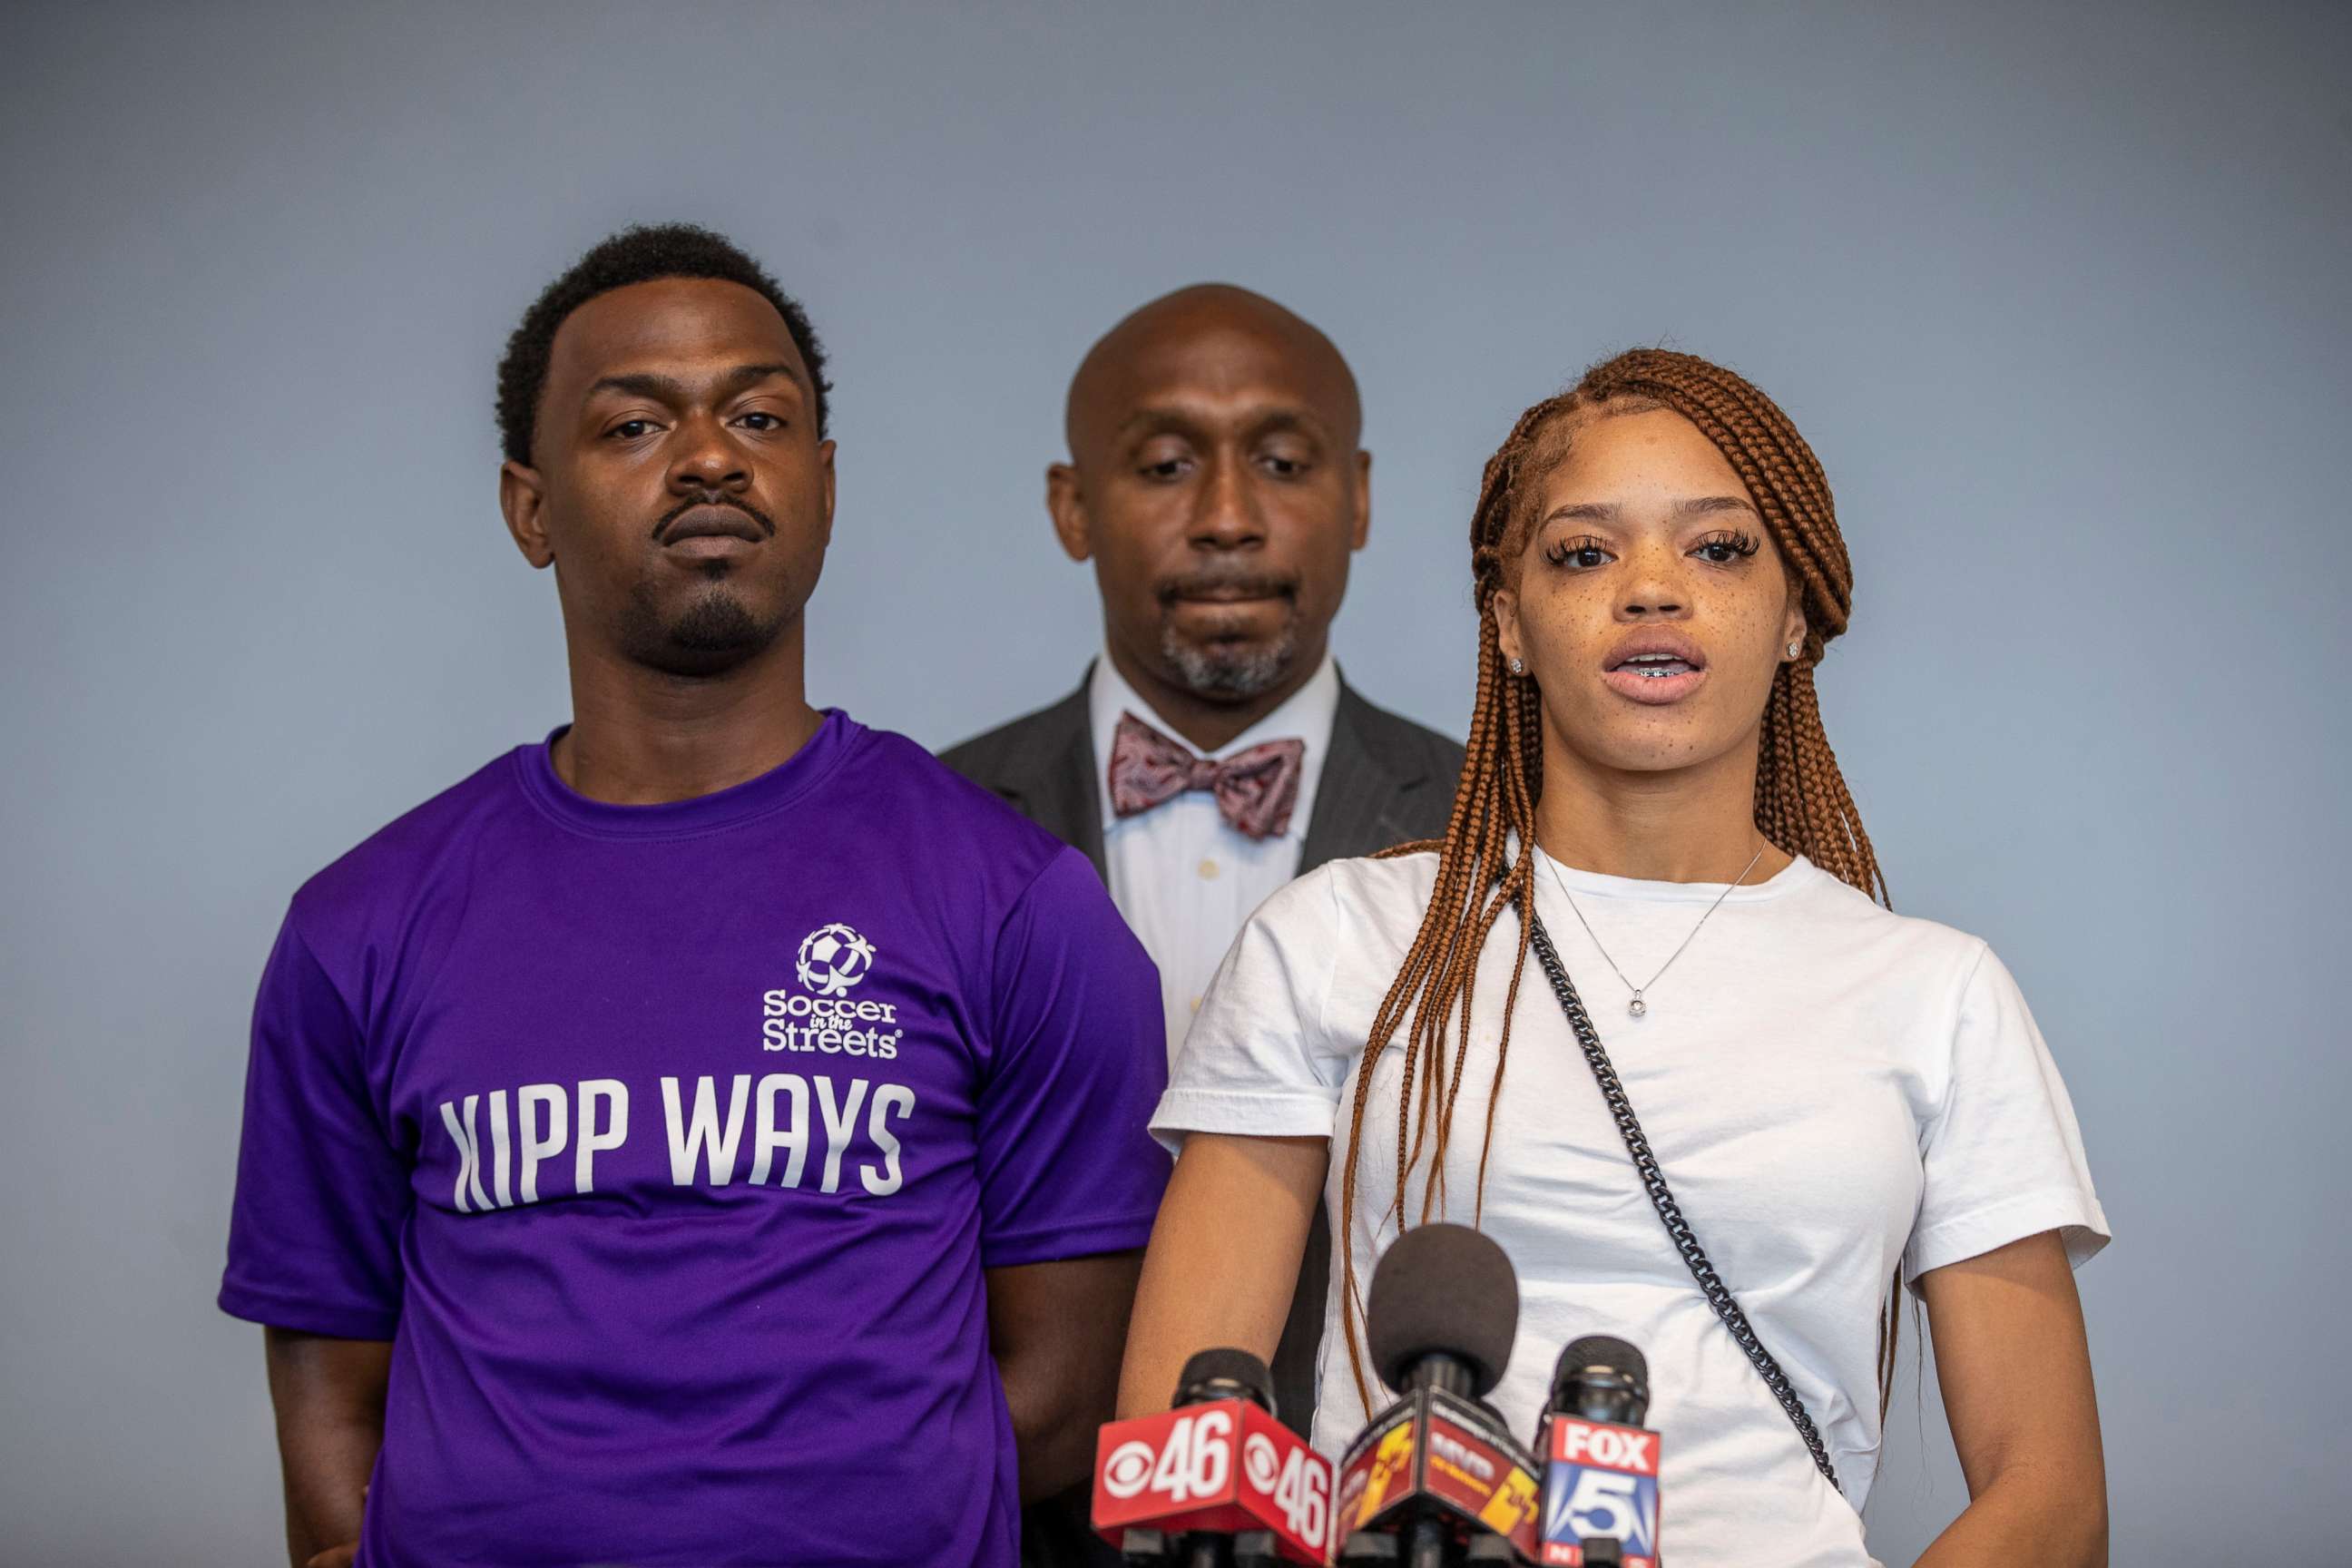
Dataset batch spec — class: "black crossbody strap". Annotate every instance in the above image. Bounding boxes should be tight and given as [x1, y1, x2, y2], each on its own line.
[1526, 913, 1844, 1494]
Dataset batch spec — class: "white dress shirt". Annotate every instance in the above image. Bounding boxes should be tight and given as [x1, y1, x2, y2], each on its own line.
[1090, 650, 1340, 1066]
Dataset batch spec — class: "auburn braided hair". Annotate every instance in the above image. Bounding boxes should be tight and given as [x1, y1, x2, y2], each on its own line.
[1337, 348, 1902, 1417]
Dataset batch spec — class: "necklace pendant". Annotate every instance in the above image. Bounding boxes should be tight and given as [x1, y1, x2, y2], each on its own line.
[1628, 993, 1648, 1018]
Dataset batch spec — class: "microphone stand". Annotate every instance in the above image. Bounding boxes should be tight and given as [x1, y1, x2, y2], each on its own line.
[1165, 1528, 1281, 1567]
[1182, 1532, 1232, 1568]
[1410, 1354, 1478, 1568]
[1338, 1354, 1490, 1567]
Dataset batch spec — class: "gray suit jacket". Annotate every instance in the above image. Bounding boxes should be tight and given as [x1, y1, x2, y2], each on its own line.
[939, 671, 1463, 1562]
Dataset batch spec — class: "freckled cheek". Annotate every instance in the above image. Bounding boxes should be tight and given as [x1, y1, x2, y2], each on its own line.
[1698, 587, 1783, 664]
[1523, 587, 1615, 672]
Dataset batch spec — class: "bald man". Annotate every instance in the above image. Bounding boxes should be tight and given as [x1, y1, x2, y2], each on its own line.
[941, 286, 1463, 1465]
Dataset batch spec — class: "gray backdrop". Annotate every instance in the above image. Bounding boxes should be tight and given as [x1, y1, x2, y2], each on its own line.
[4, 3, 2347, 1562]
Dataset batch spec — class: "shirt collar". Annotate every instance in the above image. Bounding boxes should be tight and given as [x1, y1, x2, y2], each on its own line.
[1089, 650, 1342, 839]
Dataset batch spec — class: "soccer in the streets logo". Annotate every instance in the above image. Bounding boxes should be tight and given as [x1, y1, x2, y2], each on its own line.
[796, 923, 877, 997]
[762, 925, 899, 1057]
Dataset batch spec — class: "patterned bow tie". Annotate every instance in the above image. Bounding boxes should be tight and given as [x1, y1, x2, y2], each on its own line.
[1107, 712, 1307, 841]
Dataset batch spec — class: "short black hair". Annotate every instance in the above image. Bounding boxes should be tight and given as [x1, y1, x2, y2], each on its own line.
[495, 222, 831, 465]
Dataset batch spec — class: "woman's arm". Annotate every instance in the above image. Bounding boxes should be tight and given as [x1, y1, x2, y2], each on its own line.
[1915, 1230, 2108, 1568]
[1119, 1132, 1328, 1417]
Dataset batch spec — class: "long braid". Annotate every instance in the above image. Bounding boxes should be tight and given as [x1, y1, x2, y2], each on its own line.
[1336, 396, 1567, 1399]
[1336, 351, 1901, 1417]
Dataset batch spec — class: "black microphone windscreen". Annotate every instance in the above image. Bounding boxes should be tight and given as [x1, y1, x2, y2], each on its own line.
[1174, 1347, 1275, 1408]
[1556, 1335, 1649, 1392]
[1365, 1223, 1519, 1396]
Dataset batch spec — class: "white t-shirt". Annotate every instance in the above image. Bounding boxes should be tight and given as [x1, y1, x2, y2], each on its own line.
[1152, 848, 2108, 1568]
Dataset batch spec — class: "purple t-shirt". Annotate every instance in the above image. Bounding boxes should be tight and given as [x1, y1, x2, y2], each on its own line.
[220, 712, 1171, 1567]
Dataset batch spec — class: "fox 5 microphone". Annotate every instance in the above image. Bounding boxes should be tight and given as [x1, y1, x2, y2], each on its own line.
[1534, 1337, 1661, 1568]
[1331, 1225, 1543, 1566]
[1091, 1348, 1335, 1565]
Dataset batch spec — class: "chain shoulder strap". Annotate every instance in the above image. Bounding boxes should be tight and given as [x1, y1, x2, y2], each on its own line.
[1526, 913, 1843, 1494]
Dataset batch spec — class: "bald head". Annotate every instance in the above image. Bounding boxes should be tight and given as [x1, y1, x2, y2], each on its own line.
[1045, 284, 1371, 740]
[1063, 283, 1362, 461]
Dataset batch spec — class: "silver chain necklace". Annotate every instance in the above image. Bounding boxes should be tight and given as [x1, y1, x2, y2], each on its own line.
[1540, 840, 1768, 1017]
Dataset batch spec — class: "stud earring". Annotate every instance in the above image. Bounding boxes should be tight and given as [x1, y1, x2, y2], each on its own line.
[1509, 657, 1526, 676]
[1787, 642, 1801, 659]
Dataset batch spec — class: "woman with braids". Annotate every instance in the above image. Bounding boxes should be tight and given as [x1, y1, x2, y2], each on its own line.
[1120, 349, 2110, 1565]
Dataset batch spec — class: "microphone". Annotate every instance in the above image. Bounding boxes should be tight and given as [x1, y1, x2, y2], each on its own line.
[1332, 1225, 1543, 1566]
[1092, 1348, 1335, 1565]
[1550, 1336, 1649, 1426]
[1534, 1337, 1662, 1568]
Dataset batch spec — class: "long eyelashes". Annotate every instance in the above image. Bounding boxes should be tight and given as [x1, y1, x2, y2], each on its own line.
[1540, 531, 1761, 569]
[1693, 530, 1762, 563]
[1543, 534, 1611, 569]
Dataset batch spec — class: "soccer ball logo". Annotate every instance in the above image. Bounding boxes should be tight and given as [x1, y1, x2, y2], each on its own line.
[796, 923, 877, 997]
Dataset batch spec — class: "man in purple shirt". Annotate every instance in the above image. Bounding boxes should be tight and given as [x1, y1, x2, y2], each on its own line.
[220, 223, 1171, 1568]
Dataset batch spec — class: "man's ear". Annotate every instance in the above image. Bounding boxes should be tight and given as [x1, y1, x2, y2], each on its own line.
[1350, 449, 1372, 552]
[818, 438, 838, 546]
[499, 460, 554, 569]
[1045, 462, 1092, 563]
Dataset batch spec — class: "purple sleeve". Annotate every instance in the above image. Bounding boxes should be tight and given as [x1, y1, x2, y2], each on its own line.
[218, 913, 407, 1338]
[975, 848, 1171, 1267]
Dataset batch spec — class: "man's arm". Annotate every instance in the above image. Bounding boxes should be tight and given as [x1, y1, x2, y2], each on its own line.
[1915, 1230, 2108, 1568]
[987, 1250, 1145, 1504]
[263, 1328, 391, 1568]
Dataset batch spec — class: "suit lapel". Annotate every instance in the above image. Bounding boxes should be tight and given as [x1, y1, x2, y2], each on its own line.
[1299, 682, 1420, 872]
[1037, 719, 1105, 879]
[992, 683, 1107, 880]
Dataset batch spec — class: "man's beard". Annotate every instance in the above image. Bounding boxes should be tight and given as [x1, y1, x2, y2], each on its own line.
[1158, 618, 1300, 699]
[621, 577, 788, 678]
[1151, 567, 1303, 699]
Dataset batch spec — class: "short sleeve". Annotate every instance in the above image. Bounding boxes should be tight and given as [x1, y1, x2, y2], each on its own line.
[975, 848, 1171, 1268]
[218, 913, 409, 1338]
[1905, 943, 2110, 1292]
[1150, 865, 1349, 1150]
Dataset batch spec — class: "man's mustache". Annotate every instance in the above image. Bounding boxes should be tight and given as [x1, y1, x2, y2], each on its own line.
[653, 494, 778, 542]
[1154, 569, 1298, 604]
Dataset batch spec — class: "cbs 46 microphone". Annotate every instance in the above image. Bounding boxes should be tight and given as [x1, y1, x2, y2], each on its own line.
[1534, 1337, 1661, 1568]
[1331, 1224, 1544, 1566]
[1091, 1348, 1335, 1565]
